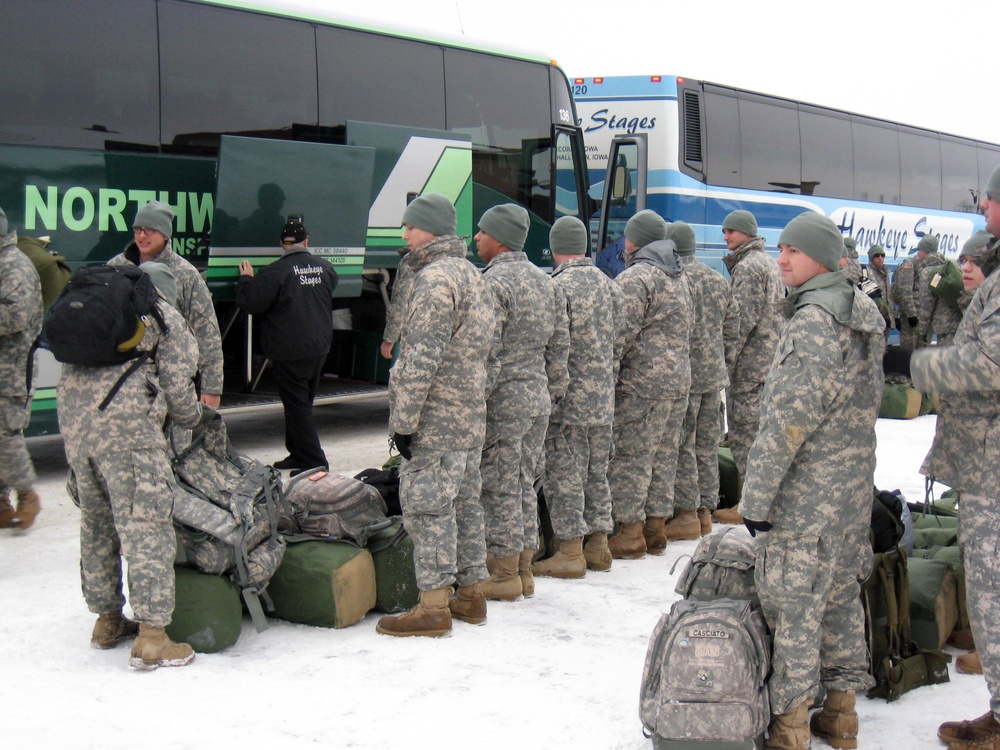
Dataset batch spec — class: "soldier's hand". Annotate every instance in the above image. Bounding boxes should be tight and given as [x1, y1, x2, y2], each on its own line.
[908, 316, 919, 328]
[743, 518, 773, 538]
[392, 432, 414, 461]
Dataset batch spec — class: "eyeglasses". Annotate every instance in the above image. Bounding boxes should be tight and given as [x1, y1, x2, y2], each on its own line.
[133, 227, 157, 237]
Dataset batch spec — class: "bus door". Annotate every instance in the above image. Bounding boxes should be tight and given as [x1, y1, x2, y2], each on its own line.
[596, 133, 648, 259]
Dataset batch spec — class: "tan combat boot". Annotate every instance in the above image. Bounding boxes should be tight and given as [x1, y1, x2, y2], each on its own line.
[13, 488, 41, 530]
[957, 650, 984, 675]
[697, 507, 713, 536]
[479, 554, 522, 601]
[532, 537, 586, 579]
[376, 587, 453, 637]
[642, 517, 667, 555]
[129, 624, 195, 671]
[0, 495, 15, 529]
[583, 532, 612, 572]
[712, 506, 744, 525]
[764, 702, 811, 750]
[92, 611, 140, 649]
[518, 549, 536, 597]
[609, 521, 646, 559]
[938, 711, 1000, 744]
[662, 509, 701, 541]
[449, 584, 486, 625]
[809, 689, 858, 749]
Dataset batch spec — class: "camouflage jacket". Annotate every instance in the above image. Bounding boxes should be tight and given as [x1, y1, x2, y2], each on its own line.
[109, 243, 224, 395]
[483, 250, 570, 418]
[57, 298, 201, 464]
[844, 258, 863, 285]
[682, 255, 739, 393]
[723, 237, 784, 392]
[739, 270, 885, 538]
[864, 262, 895, 326]
[549, 257, 623, 426]
[388, 235, 494, 450]
[915, 251, 962, 342]
[891, 256, 918, 319]
[912, 261, 1000, 497]
[0, 232, 43, 399]
[382, 250, 417, 346]
[616, 240, 693, 399]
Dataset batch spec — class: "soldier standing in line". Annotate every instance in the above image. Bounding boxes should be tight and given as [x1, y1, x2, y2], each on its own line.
[109, 201, 224, 408]
[606, 211, 692, 559]
[840, 237, 863, 284]
[913, 234, 962, 347]
[59, 262, 203, 669]
[863, 245, 895, 338]
[377, 193, 495, 637]
[715, 210, 783, 522]
[659, 221, 739, 541]
[476, 204, 569, 601]
[738, 212, 884, 750]
[892, 247, 920, 350]
[907, 165, 1000, 750]
[532, 217, 622, 578]
[0, 206, 43, 530]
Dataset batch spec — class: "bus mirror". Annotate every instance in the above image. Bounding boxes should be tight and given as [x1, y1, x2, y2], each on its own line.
[611, 163, 631, 205]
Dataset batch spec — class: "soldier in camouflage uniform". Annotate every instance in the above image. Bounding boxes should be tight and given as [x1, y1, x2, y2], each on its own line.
[109, 201, 224, 407]
[912, 165, 1000, 750]
[0, 206, 43, 530]
[377, 193, 494, 637]
[532, 217, 622, 578]
[738, 212, 884, 750]
[913, 234, 963, 347]
[659, 221, 738, 541]
[719, 210, 784, 507]
[59, 262, 203, 669]
[892, 250, 920, 349]
[476, 204, 569, 600]
[863, 244, 895, 336]
[379, 248, 417, 360]
[840, 237, 863, 284]
[607, 211, 693, 559]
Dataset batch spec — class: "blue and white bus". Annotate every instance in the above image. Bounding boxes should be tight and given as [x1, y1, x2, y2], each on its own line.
[573, 75, 999, 274]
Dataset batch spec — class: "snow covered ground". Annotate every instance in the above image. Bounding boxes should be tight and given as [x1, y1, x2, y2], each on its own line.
[1, 402, 983, 750]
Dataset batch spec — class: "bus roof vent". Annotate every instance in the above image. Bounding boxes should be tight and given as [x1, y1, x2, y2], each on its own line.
[683, 90, 703, 166]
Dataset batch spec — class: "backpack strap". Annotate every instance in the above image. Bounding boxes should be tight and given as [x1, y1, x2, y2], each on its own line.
[98, 348, 153, 411]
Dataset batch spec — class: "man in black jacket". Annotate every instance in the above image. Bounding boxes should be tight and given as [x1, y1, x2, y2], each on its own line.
[236, 216, 338, 474]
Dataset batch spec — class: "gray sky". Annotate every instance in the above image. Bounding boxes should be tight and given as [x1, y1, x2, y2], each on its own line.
[267, 0, 997, 144]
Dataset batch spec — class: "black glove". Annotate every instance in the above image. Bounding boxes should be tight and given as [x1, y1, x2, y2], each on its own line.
[199, 405, 220, 424]
[908, 316, 919, 328]
[743, 518, 773, 538]
[882, 346, 913, 378]
[392, 432, 413, 461]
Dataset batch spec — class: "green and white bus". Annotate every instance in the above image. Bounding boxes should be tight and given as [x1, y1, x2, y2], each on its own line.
[0, 0, 590, 436]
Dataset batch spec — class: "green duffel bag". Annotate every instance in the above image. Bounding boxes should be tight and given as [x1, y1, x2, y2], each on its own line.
[912, 526, 959, 549]
[879, 383, 924, 419]
[367, 522, 419, 614]
[907, 557, 959, 651]
[717, 446, 741, 509]
[166, 565, 243, 653]
[912, 544, 970, 638]
[268, 541, 376, 628]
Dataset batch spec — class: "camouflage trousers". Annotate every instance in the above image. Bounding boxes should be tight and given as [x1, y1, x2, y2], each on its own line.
[898, 316, 919, 350]
[958, 493, 1000, 717]
[755, 530, 874, 715]
[726, 383, 764, 484]
[674, 389, 724, 512]
[75, 449, 177, 628]
[481, 414, 546, 558]
[646, 395, 690, 519]
[543, 421, 614, 540]
[608, 394, 674, 524]
[0, 395, 36, 491]
[400, 445, 488, 591]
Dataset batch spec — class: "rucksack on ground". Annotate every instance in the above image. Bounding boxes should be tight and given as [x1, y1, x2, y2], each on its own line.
[928, 259, 964, 311]
[639, 597, 771, 749]
[673, 525, 759, 606]
[170, 412, 286, 633]
[281, 470, 397, 547]
[43, 264, 164, 367]
[353, 465, 401, 516]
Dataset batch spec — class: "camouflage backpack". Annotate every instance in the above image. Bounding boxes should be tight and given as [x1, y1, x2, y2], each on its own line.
[673, 525, 759, 607]
[170, 412, 287, 633]
[639, 597, 771, 749]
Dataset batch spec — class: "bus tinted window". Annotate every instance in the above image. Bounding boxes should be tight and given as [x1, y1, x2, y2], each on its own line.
[940, 138, 980, 212]
[739, 95, 799, 193]
[703, 90, 740, 189]
[852, 118, 900, 204]
[158, 0, 318, 153]
[0, 0, 159, 150]
[899, 128, 942, 210]
[800, 107, 853, 199]
[317, 27, 445, 132]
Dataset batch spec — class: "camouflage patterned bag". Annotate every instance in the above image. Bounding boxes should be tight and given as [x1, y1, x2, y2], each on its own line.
[673, 525, 759, 607]
[639, 598, 770, 749]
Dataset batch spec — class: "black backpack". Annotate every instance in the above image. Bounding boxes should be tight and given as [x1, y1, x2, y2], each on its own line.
[44, 264, 164, 367]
